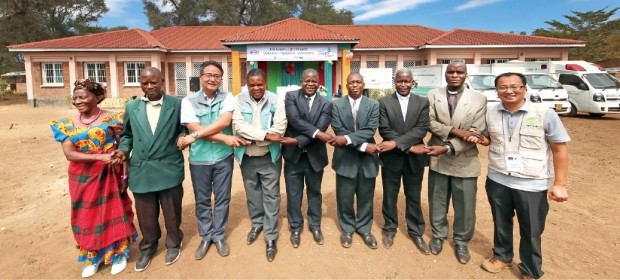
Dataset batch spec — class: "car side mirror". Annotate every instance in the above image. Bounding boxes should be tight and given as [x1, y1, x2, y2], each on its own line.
[577, 82, 589, 91]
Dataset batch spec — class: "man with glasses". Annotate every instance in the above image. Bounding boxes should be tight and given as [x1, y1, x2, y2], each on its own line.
[281, 68, 333, 248]
[467, 72, 569, 280]
[423, 61, 487, 264]
[178, 60, 247, 261]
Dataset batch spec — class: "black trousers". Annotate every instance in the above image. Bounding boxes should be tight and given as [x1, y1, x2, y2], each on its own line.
[486, 178, 549, 279]
[133, 184, 184, 254]
[284, 153, 324, 231]
[381, 157, 425, 236]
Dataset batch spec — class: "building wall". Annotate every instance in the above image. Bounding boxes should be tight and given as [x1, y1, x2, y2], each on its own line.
[21, 47, 575, 106]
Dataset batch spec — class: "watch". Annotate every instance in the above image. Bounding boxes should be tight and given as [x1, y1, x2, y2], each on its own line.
[190, 131, 199, 139]
[444, 144, 452, 154]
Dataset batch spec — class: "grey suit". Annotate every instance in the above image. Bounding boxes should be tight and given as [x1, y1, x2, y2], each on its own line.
[378, 93, 429, 236]
[427, 87, 487, 245]
[331, 95, 380, 234]
[283, 89, 332, 231]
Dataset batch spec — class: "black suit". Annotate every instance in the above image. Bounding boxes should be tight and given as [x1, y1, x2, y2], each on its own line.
[283, 89, 332, 231]
[378, 92, 430, 237]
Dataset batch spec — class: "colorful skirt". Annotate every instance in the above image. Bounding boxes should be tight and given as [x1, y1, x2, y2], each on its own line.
[67, 160, 137, 262]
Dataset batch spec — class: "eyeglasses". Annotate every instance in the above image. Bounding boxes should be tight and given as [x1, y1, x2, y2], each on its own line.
[200, 73, 222, 80]
[497, 85, 524, 93]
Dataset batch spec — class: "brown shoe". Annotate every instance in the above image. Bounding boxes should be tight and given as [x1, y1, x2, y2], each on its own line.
[481, 257, 513, 273]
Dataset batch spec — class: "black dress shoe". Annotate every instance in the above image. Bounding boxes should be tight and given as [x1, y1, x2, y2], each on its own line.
[266, 240, 277, 262]
[455, 244, 471, 264]
[214, 239, 230, 257]
[247, 227, 263, 245]
[134, 252, 152, 272]
[165, 246, 181, 265]
[382, 231, 395, 249]
[340, 232, 353, 248]
[360, 232, 378, 249]
[409, 234, 430, 255]
[311, 229, 324, 245]
[290, 230, 301, 248]
[429, 238, 444, 255]
[195, 240, 211, 260]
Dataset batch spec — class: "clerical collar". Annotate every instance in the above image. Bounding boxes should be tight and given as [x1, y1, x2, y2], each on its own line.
[447, 87, 464, 95]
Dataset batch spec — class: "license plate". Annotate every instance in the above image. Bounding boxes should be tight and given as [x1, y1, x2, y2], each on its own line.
[555, 104, 562, 111]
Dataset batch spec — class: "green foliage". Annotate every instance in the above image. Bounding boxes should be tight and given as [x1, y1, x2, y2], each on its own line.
[532, 6, 620, 61]
[142, 0, 353, 28]
[0, 0, 126, 74]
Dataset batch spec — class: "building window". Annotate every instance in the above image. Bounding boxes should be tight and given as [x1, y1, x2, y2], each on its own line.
[526, 58, 552, 62]
[404, 60, 418, 68]
[366, 61, 379, 68]
[42, 63, 63, 85]
[174, 62, 187, 96]
[350, 61, 361, 73]
[385, 61, 397, 88]
[124, 62, 145, 85]
[84, 62, 106, 83]
[440, 59, 465, 64]
[227, 61, 233, 91]
[484, 58, 511, 64]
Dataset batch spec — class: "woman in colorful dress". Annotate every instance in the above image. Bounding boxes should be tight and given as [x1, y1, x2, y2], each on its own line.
[50, 79, 137, 278]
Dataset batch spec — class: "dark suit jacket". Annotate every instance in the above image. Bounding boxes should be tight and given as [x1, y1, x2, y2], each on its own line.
[378, 92, 430, 172]
[331, 95, 380, 179]
[283, 89, 332, 172]
[119, 94, 185, 193]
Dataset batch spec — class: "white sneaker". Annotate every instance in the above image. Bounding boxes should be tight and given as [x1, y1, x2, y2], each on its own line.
[81, 259, 102, 278]
[110, 255, 128, 275]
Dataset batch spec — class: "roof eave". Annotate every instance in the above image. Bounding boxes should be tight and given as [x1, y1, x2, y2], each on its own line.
[222, 40, 359, 46]
[8, 48, 169, 52]
[168, 49, 231, 53]
[352, 47, 419, 51]
[419, 44, 586, 49]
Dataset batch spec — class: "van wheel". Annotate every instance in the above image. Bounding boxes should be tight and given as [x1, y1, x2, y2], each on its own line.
[566, 103, 577, 117]
[589, 113, 606, 118]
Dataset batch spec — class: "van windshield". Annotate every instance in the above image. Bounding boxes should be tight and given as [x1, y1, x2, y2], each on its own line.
[525, 74, 563, 90]
[583, 73, 620, 89]
[467, 75, 495, 90]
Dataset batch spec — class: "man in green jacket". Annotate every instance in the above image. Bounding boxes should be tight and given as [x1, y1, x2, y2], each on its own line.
[115, 67, 186, 272]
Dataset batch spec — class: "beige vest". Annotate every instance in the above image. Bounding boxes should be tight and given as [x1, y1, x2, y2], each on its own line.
[487, 103, 553, 179]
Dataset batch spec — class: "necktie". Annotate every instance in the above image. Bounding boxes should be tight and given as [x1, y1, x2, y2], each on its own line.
[448, 93, 458, 117]
[352, 100, 358, 130]
[305, 95, 311, 112]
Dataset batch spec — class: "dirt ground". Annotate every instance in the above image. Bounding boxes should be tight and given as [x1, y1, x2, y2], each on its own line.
[1, 94, 619, 279]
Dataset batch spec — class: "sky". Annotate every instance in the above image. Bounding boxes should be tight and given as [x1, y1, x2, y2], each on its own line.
[99, 0, 619, 34]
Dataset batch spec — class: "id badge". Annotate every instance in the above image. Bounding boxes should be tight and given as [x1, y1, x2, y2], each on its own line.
[505, 153, 524, 172]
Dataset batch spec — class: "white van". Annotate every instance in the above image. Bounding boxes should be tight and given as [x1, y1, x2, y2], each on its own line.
[527, 61, 620, 117]
[482, 62, 571, 115]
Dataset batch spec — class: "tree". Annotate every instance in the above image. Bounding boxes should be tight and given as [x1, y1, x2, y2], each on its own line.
[532, 6, 620, 61]
[142, 0, 353, 28]
[294, 0, 353, 25]
[143, 0, 212, 29]
[0, 0, 121, 73]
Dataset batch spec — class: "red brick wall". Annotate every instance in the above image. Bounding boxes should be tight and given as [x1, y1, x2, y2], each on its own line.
[116, 61, 151, 99]
[32, 62, 71, 106]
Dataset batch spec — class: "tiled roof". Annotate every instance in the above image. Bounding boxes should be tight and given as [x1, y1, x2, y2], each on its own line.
[8, 29, 165, 49]
[326, 25, 445, 48]
[426, 29, 585, 46]
[221, 18, 357, 43]
[151, 26, 258, 50]
[7, 19, 585, 51]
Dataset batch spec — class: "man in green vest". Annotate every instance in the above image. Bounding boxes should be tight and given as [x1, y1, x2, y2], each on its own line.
[177, 61, 247, 261]
[232, 68, 287, 262]
[115, 67, 186, 272]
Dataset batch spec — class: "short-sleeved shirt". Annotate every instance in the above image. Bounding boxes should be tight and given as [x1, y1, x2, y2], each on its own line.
[487, 100, 571, 192]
